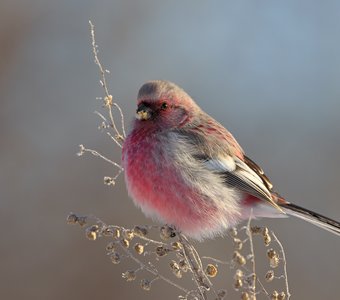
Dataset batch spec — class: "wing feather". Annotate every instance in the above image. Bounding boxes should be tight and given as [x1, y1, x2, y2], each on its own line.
[175, 121, 284, 212]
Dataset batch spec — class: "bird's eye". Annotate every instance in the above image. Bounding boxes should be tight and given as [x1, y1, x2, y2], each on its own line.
[161, 102, 168, 110]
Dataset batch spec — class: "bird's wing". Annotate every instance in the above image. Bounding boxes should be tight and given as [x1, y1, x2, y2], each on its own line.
[201, 154, 283, 212]
[175, 124, 283, 212]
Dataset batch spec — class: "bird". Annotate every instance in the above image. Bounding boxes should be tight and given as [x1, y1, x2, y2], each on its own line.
[122, 80, 340, 240]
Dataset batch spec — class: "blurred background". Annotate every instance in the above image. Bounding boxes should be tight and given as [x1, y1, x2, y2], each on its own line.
[1, 0, 340, 299]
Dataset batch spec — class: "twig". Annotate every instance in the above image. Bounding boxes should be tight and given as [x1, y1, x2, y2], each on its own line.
[77, 145, 123, 171]
[89, 20, 110, 99]
[88, 20, 126, 141]
[119, 244, 189, 294]
[94, 110, 122, 148]
[178, 233, 209, 300]
[113, 103, 126, 138]
[201, 257, 229, 265]
[272, 231, 291, 299]
[246, 213, 257, 297]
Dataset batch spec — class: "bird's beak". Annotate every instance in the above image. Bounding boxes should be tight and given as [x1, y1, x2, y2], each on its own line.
[136, 103, 152, 120]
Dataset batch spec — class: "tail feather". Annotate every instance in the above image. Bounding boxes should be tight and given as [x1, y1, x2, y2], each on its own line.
[280, 202, 340, 236]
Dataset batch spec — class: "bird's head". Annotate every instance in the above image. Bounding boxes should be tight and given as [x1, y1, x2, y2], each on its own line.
[134, 80, 199, 129]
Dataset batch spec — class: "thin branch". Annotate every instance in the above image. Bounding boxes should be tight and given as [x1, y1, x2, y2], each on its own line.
[113, 103, 127, 138]
[78, 145, 123, 171]
[89, 20, 110, 98]
[107, 97, 125, 142]
[201, 256, 229, 265]
[246, 212, 256, 297]
[94, 111, 123, 148]
[178, 233, 209, 300]
[106, 132, 123, 148]
[272, 231, 291, 299]
[119, 243, 189, 294]
[89, 20, 126, 141]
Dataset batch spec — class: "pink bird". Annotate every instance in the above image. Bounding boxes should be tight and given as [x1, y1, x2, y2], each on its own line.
[122, 80, 340, 240]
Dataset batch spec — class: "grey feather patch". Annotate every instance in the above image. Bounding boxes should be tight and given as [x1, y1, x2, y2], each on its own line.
[138, 80, 189, 102]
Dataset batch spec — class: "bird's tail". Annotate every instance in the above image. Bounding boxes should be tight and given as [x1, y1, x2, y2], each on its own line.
[280, 202, 340, 236]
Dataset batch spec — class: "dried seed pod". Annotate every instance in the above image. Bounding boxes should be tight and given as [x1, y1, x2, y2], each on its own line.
[171, 241, 182, 250]
[241, 292, 250, 300]
[205, 264, 218, 277]
[234, 269, 244, 279]
[169, 260, 180, 270]
[263, 234, 272, 246]
[140, 279, 151, 291]
[134, 243, 144, 255]
[110, 252, 121, 264]
[103, 176, 115, 186]
[233, 238, 243, 250]
[267, 249, 279, 268]
[122, 270, 136, 281]
[77, 144, 85, 156]
[229, 227, 238, 237]
[123, 229, 134, 240]
[121, 239, 130, 248]
[267, 249, 277, 259]
[113, 228, 120, 239]
[66, 213, 78, 224]
[77, 216, 87, 227]
[85, 225, 99, 241]
[262, 227, 269, 236]
[234, 278, 243, 290]
[271, 290, 279, 300]
[250, 226, 262, 235]
[133, 225, 148, 236]
[160, 225, 176, 240]
[106, 242, 116, 252]
[156, 246, 170, 257]
[278, 292, 286, 300]
[104, 95, 113, 106]
[233, 251, 246, 266]
[102, 226, 115, 237]
[270, 256, 280, 268]
[265, 270, 275, 282]
[170, 261, 182, 278]
[217, 289, 226, 299]
[178, 259, 188, 272]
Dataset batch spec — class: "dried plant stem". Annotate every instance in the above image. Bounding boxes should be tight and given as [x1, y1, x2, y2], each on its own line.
[136, 234, 168, 247]
[272, 232, 291, 299]
[89, 20, 110, 98]
[201, 257, 229, 265]
[246, 214, 257, 297]
[113, 102, 126, 138]
[89, 20, 126, 141]
[78, 145, 123, 171]
[94, 111, 122, 148]
[119, 244, 189, 294]
[178, 234, 210, 300]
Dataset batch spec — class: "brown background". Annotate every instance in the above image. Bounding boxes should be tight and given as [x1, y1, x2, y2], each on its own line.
[1, 1, 340, 299]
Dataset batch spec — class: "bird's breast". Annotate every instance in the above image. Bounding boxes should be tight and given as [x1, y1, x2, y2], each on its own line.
[122, 130, 243, 239]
